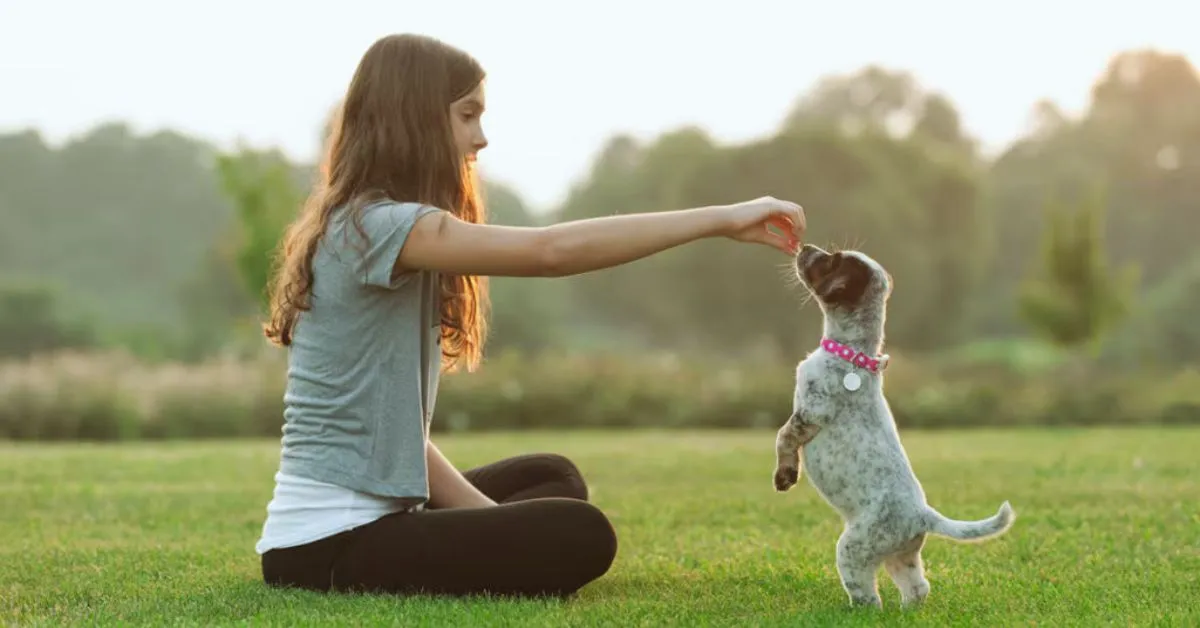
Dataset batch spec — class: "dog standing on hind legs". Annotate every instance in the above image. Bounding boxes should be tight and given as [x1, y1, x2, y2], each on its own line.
[773, 244, 1016, 609]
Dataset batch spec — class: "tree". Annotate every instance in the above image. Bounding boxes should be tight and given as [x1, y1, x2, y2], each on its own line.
[781, 65, 976, 157]
[213, 148, 308, 313]
[784, 65, 924, 138]
[0, 124, 233, 332]
[550, 116, 989, 357]
[980, 49, 1200, 338]
[0, 281, 96, 358]
[479, 181, 571, 355]
[1017, 190, 1137, 351]
[1101, 252, 1200, 369]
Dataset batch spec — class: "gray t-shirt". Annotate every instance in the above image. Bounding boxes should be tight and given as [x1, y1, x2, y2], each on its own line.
[277, 199, 443, 508]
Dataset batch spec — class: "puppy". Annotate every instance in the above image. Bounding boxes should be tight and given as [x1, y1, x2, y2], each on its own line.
[773, 244, 1015, 609]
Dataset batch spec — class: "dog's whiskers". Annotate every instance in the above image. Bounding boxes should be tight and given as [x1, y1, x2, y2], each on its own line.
[776, 260, 803, 289]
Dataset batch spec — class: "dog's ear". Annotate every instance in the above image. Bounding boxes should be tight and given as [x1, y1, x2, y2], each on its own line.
[818, 258, 871, 308]
[815, 274, 849, 301]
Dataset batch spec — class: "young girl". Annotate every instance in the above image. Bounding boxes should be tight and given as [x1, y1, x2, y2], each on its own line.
[255, 33, 806, 598]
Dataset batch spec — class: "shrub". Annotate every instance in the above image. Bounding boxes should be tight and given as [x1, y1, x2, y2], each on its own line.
[0, 349, 1196, 442]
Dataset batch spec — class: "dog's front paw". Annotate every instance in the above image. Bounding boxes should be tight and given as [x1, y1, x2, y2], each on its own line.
[773, 466, 799, 492]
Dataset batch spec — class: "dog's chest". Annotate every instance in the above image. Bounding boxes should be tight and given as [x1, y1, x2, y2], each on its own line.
[794, 357, 871, 421]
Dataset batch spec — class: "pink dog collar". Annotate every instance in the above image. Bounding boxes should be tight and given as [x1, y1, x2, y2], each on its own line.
[820, 338, 889, 374]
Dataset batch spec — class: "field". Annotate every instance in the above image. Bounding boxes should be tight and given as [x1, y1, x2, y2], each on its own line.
[3, 428, 1198, 626]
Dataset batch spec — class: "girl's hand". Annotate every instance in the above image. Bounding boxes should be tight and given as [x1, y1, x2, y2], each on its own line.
[721, 196, 806, 255]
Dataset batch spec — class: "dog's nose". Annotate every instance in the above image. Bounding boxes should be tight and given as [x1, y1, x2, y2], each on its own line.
[798, 243, 827, 266]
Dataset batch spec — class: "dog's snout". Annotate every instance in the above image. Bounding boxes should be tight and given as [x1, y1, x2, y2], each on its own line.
[797, 244, 827, 268]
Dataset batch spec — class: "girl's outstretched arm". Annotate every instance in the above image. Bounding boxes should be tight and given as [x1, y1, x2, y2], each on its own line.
[396, 196, 805, 279]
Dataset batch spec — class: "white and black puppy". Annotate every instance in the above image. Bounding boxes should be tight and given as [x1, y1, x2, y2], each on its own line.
[773, 244, 1015, 609]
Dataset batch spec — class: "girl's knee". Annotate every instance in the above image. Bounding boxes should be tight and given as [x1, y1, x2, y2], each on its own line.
[558, 499, 618, 584]
[531, 453, 590, 501]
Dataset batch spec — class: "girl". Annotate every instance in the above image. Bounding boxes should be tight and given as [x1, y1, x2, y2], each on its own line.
[255, 33, 806, 598]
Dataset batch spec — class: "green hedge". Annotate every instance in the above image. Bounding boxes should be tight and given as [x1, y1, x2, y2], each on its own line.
[1, 350, 1198, 442]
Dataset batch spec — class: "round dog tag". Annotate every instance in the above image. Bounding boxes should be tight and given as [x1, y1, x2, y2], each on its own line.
[842, 372, 862, 391]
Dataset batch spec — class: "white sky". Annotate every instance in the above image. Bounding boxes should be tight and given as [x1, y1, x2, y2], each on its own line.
[2, 0, 1197, 211]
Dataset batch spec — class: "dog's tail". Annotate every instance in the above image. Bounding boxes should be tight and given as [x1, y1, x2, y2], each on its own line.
[923, 501, 1015, 543]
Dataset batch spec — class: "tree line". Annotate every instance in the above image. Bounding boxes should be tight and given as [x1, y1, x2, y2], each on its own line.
[2, 49, 1197, 369]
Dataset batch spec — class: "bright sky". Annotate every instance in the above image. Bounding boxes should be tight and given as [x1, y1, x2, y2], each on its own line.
[2, 0, 1197, 211]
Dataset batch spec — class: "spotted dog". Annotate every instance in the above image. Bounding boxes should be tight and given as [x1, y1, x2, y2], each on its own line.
[773, 244, 1016, 609]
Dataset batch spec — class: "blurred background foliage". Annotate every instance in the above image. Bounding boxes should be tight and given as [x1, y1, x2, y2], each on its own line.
[3, 50, 1199, 439]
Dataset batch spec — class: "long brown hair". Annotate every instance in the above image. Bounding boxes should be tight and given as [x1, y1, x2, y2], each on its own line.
[264, 33, 489, 373]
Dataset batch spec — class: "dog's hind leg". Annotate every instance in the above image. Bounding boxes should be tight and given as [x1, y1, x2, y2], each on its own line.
[884, 534, 930, 609]
[836, 527, 883, 608]
[773, 413, 820, 492]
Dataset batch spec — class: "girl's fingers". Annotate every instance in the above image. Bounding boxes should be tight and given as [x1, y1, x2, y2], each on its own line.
[758, 224, 798, 255]
[764, 218, 800, 251]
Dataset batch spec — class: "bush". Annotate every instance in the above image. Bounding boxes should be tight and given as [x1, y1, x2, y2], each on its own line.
[0, 351, 284, 441]
[0, 349, 1197, 442]
[0, 281, 97, 359]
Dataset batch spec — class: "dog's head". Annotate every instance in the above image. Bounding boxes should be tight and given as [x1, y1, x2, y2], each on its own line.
[794, 244, 892, 323]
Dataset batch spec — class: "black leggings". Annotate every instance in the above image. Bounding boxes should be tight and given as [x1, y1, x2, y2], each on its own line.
[260, 453, 618, 597]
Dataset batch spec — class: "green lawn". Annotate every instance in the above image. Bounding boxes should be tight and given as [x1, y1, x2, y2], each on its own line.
[3, 428, 1198, 626]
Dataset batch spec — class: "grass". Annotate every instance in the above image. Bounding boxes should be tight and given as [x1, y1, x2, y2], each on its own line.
[3, 428, 1198, 626]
